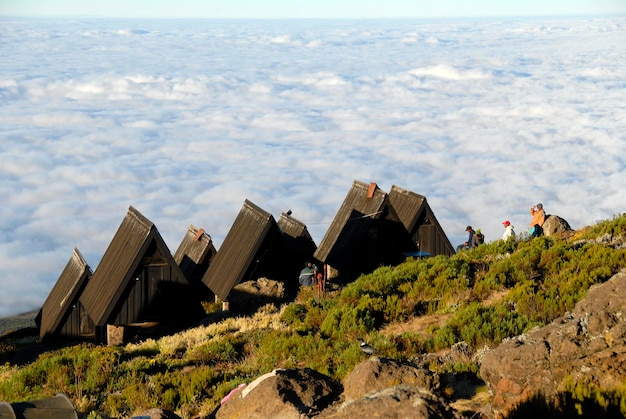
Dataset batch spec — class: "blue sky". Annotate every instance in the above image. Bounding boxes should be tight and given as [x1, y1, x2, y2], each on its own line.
[1, 0, 625, 18]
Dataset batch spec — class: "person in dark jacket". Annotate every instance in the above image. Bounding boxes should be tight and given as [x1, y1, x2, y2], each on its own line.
[472, 229, 485, 247]
[456, 225, 475, 252]
[298, 261, 316, 286]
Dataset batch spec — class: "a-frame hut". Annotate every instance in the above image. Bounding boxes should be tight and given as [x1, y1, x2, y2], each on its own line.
[173, 224, 216, 299]
[388, 185, 455, 257]
[36, 248, 93, 340]
[79, 206, 204, 344]
[313, 180, 415, 281]
[201, 200, 289, 303]
[277, 211, 317, 259]
[277, 210, 318, 295]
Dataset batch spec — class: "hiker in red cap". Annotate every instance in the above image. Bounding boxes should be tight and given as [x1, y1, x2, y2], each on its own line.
[501, 220, 516, 241]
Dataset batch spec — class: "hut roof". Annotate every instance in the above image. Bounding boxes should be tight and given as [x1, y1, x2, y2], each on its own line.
[173, 224, 216, 282]
[37, 248, 92, 339]
[387, 185, 428, 232]
[79, 206, 187, 327]
[388, 184, 455, 256]
[313, 180, 390, 264]
[201, 199, 284, 301]
[277, 211, 314, 242]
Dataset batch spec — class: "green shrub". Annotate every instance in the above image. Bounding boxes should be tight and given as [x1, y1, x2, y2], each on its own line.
[428, 302, 534, 350]
[580, 213, 626, 239]
[320, 304, 377, 340]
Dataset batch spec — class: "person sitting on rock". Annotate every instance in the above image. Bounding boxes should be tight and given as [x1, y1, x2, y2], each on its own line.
[529, 203, 546, 238]
[472, 229, 485, 247]
[456, 226, 475, 252]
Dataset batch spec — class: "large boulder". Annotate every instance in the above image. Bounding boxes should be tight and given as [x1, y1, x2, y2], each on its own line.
[341, 356, 438, 401]
[541, 214, 572, 237]
[326, 384, 462, 419]
[480, 269, 626, 414]
[316, 356, 451, 418]
[216, 368, 341, 419]
[228, 277, 286, 313]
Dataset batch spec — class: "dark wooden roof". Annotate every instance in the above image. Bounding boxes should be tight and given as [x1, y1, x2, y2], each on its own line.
[314, 180, 393, 264]
[387, 185, 427, 232]
[36, 248, 92, 339]
[314, 180, 387, 263]
[313, 180, 414, 277]
[79, 206, 188, 327]
[277, 211, 317, 255]
[388, 185, 455, 256]
[173, 225, 216, 284]
[277, 211, 318, 290]
[277, 211, 313, 242]
[201, 200, 286, 301]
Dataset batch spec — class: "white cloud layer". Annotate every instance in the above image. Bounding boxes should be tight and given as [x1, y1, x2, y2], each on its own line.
[1, 17, 625, 317]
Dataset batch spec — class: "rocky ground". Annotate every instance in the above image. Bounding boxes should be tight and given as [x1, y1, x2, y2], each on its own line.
[212, 268, 626, 419]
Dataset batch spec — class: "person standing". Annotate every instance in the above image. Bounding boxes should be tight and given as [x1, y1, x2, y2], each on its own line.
[501, 220, 516, 241]
[298, 262, 315, 286]
[529, 203, 546, 237]
[456, 226, 475, 252]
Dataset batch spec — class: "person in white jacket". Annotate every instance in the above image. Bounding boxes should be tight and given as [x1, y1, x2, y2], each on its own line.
[502, 220, 516, 241]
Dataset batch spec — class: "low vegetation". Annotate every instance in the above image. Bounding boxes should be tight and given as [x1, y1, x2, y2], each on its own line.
[1, 214, 625, 418]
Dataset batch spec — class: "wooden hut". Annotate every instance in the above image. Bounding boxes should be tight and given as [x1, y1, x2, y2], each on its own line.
[277, 210, 319, 296]
[313, 180, 415, 281]
[277, 211, 317, 258]
[388, 185, 455, 257]
[201, 200, 289, 303]
[173, 224, 216, 299]
[35, 248, 93, 340]
[79, 206, 204, 344]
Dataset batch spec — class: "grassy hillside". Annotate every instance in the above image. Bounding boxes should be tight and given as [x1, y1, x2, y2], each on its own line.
[1, 214, 625, 418]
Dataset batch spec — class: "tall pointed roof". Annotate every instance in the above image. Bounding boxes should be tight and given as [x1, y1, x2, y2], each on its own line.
[173, 224, 216, 284]
[37, 247, 92, 339]
[387, 185, 427, 232]
[201, 200, 286, 301]
[314, 180, 389, 264]
[388, 185, 455, 256]
[79, 206, 187, 327]
[313, 180, 414, 278]
[277, 211, 314, 243]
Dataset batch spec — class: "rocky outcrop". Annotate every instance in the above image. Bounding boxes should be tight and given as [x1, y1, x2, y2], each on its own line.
[542, 214, 573, 237]
[227, 277, 286, 313]
[318, 356, 457, 419]
[215, 368, 341, 419]
[327, 384, 462, 419]
[480, 269, 626, 414]
[341, 356, 437, 401]
[217, 357, 446, 419]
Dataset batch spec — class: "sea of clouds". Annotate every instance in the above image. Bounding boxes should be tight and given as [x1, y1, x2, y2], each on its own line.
[1, 16, 624, 317]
